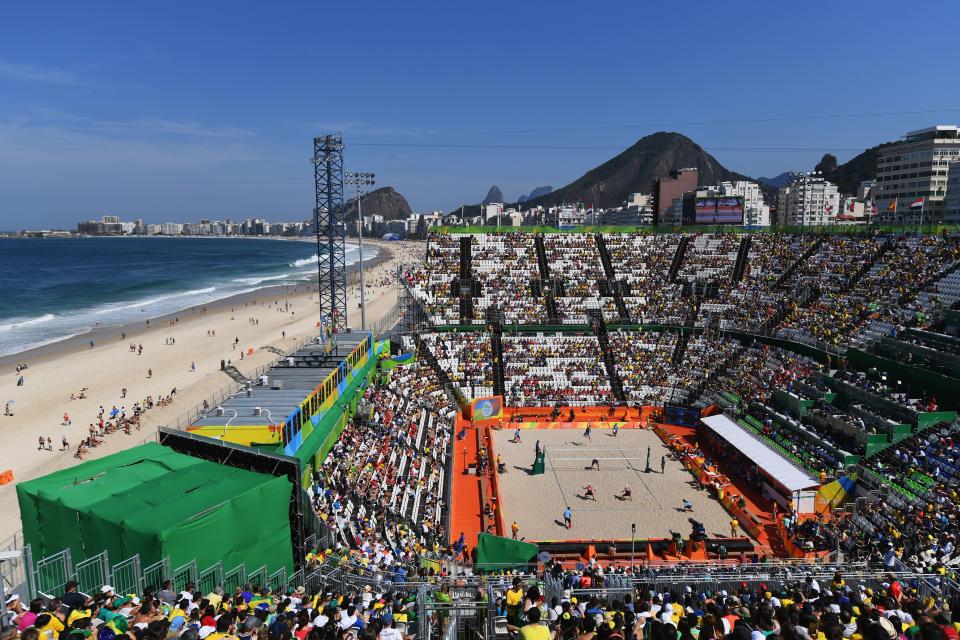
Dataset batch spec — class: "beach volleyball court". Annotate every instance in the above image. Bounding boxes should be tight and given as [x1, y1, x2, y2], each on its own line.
[491, 428, 733, 542]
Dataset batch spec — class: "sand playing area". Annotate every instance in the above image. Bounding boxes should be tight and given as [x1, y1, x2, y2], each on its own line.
[492, 427, 734, 542]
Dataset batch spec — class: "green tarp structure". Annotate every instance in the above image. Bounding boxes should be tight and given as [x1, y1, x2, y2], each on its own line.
[474, 533, 538, 571]
[18, 442, 293, 574]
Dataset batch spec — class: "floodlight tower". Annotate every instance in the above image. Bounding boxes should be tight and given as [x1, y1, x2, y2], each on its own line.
[345, 170, 375, 330]
[313, 134, 348, 333]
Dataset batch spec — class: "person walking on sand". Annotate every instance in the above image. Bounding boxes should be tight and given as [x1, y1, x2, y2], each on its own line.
[511, 520, 520, 540]
[682, 499, 693, 512]
[583, 423, 592, 441]
[730, 518, 739, 538]
[46, 437, 53, 451]
[147, 369, 152, 378]
[38, 436, 45, 451]
[512, 428, 521, 443]
[661, 455, 666, 474]
[563, 506, 572, 529]
[61, 435, 69, 451]
[190, 361, 196, 372]
[612, 423, 619, 437]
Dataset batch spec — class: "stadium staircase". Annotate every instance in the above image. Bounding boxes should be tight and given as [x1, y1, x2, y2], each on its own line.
[458, 236, 475, 323]
[490, 323, 506, 398]
[731, 236, 752, 283]
[671, 330, 689, 365]
[595, 233, 631, 321]
[588, 310, 625, 402]
[534, 234, 562, 321]
[222, 365, 248, 384]
[843, 236, 894, 293]
[669, 236, 690, 283]
[776, 236, 826, 287]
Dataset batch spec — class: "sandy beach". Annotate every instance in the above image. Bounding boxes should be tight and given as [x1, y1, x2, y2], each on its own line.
[0, 238, 425, 542]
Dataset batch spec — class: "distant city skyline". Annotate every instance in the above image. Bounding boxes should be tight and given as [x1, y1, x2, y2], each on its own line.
[1, 1, 959, 227]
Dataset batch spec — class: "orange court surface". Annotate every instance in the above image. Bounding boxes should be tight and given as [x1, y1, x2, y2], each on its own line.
[490, 427, 735, 542]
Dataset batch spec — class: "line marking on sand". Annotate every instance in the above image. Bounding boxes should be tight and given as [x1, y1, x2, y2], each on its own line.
[617, 443, 663, 510]
[554, 456, 642, 461]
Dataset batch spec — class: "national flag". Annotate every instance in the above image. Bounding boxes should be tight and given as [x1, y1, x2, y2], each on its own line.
[909, 197, 924, 210]
[871, 204, 879, 216]
[886, 199, 898, 212]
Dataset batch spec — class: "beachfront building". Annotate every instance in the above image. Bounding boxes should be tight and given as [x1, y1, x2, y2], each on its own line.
[946, 161, 960, 224]
[873, 125, 960, 224]
[776, 173, 840, 227]
[77, 215, 125, 235]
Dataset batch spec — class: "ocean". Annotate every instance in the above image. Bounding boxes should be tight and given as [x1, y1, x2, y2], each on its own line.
[0, 236, 376, 357]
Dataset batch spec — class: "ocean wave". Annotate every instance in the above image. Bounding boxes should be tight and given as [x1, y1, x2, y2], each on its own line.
[0, 313, 57, 332]
[291, 255, 319, 267]
[93, 287, 217, 314]
[289, 245, 362, 268]
[232, 274, 292, 286]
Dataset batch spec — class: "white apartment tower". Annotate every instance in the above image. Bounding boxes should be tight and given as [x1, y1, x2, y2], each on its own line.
[719, 181, 770, 226]
[776, 173, 840, 227]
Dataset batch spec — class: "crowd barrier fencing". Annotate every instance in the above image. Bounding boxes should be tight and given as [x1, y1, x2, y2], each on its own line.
[5, 537, 960, 621]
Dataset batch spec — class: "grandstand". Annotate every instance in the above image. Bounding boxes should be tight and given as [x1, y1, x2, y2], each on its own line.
[8, 226, 960, 640]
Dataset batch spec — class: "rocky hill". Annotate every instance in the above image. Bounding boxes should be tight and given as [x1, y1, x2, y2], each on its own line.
[518, 186, 553, 202]
[813, 142, 894, 195]
[453, 132, 754, 217]
[482, 185, 504, 205]
[345, 186, 412, 222]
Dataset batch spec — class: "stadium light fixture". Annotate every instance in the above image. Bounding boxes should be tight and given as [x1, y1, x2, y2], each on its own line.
[345, 170, 376, 331]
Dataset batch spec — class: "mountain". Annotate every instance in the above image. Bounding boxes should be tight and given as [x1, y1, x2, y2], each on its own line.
[518, 186, 553, 203]
[520, 132, 754, 209]
[345, 186, 412, 222]
[452, 132, 753, 217]
[813, 142, 895, 195]
[757, 172, 792, 189]
[482, 185, 504, 204]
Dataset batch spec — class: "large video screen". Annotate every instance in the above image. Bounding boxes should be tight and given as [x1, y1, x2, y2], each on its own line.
[695, 196, 744, 224]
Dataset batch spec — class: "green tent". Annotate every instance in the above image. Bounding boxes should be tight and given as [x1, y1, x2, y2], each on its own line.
[18, 442, 293, 574]
[474, 533, 538, 571]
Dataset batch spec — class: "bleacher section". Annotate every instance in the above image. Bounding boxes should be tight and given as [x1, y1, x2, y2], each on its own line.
[472, 232, 544, 323]
[420, 331, 494, 400]
[502, 333, 612, 406]
[542, 233, 617, 323]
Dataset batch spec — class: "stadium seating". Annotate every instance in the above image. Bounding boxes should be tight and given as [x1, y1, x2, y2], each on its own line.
[421, 331, 494, 399]
[472, 232, 545, 324]
[502, 333, 612, 406]
[604, 232, 686, 324]
[608, 329, 677, 405]
[542, 233, 616, 323]
[313, 355, 454, 560]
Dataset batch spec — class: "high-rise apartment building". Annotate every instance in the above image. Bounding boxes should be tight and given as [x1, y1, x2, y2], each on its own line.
[776, 173, 840, 227]
[874, 125, 960, 224]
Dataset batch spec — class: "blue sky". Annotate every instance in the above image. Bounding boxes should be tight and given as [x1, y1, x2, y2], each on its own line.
[1, 1, 959, 228]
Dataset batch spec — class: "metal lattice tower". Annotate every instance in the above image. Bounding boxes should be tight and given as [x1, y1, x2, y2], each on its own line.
[313, 134, 348, 332]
